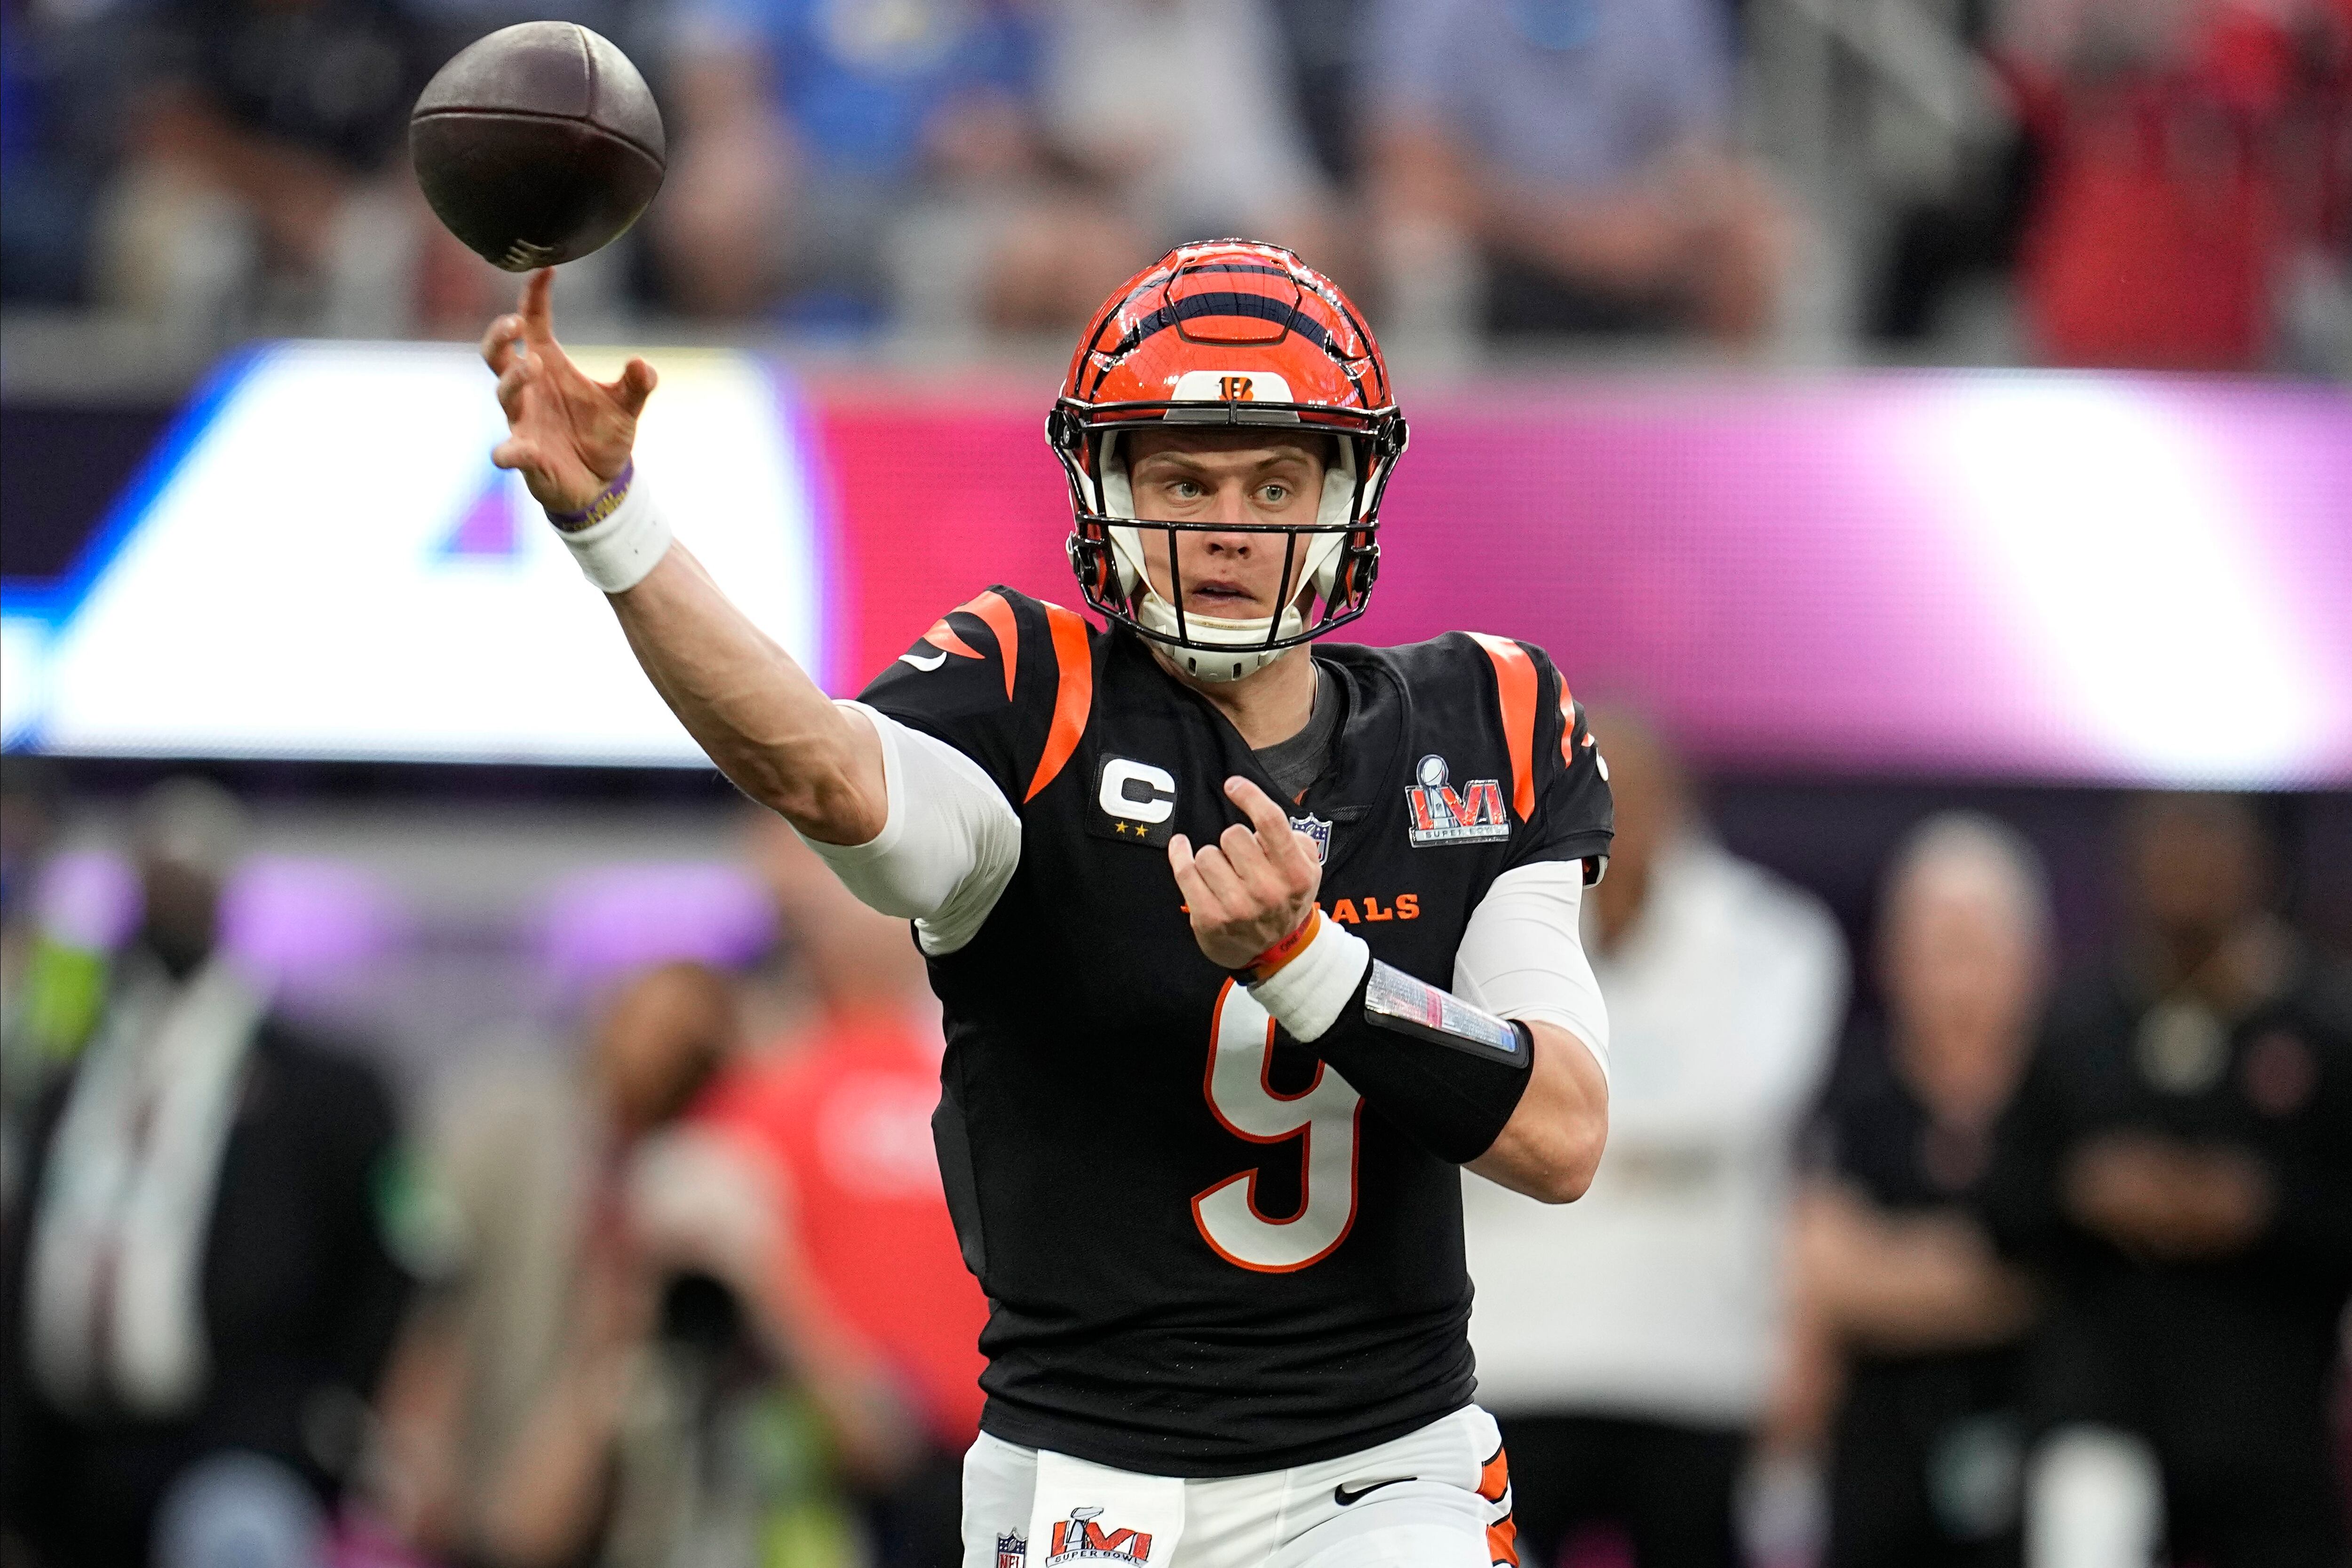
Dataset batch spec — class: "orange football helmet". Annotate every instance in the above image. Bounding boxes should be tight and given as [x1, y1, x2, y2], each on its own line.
[1049, 239, 1407, 681]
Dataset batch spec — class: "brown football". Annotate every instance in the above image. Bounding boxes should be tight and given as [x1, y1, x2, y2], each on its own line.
[410, 22, 665, 271]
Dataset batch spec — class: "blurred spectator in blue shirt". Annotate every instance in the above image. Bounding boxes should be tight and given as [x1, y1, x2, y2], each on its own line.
[1261, 0, 1371, 187]
[722, 0, 1033, 181]
[1033, 0, 1334, 275]
[2, 0, 90, 304]
[656, 0, 1063, 324]
[1365, 0, 1786, 346]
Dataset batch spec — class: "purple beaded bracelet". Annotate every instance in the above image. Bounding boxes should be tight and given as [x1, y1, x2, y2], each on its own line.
[548, 461, 635, 534]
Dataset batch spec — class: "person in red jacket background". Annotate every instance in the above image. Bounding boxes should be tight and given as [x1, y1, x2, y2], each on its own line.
[696, 813, 991, 1568]
[2000, 0, 2351, 369]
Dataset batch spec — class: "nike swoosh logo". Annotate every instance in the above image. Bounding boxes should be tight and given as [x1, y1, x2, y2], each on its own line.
[899, 649, 947, 672]
[1333, 1477, 1415, 1506]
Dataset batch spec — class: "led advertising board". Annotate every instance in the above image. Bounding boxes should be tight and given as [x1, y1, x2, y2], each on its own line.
[5, 352, 2347, 784]
[2, 342, 824, 764]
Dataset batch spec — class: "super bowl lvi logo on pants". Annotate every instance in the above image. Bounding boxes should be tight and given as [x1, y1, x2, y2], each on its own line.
[1048, 1505, 1153, 1564]
[1029, 1453, 1181, 1568]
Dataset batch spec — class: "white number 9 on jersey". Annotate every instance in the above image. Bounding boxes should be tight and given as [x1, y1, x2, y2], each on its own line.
[1192, 980, 1363, 1272]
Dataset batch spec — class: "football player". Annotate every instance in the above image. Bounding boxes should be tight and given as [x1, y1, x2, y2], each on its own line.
[481, 241, 1613, 1568]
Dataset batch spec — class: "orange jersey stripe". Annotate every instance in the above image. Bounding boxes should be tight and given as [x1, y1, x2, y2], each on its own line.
[1478, 1440, 1517, 1562]
[1469, 633, 1537, 822]
[1025, 603, 1094, 801]
[1558, 678, 1578, 767]
[1478, 1443, 1510, 1504]
[964, 590, 1020, 700]
[922, 616, 984, 661]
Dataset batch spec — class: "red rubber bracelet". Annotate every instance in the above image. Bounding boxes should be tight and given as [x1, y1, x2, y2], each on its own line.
[1238, 907, 1321, 984]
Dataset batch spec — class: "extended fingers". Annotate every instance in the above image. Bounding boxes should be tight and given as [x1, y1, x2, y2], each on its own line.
[1172, 837, 1247, 918]
[1174, 832, 1254, 920]
[481, 313, 524, 374]
[1224, 778, 1313, 885]
[520, 267, 556, 343]
[1187, 841, 1251, 913]
[1216, 820, 1287, 906]
[491, 436, 540, 472]
[494, 350, 535, 419]
[1168, 835, 1224, 924]
[605, 357, 658, 418]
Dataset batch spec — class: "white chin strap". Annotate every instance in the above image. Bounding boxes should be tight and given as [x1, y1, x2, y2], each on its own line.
[1097, 432, 1359, 684]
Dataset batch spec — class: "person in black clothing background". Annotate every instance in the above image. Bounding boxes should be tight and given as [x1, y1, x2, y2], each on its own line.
[1796, 813, 2048, 1567]
[0, 780, 416, 1568]
[1981, 794, 2352, 1568]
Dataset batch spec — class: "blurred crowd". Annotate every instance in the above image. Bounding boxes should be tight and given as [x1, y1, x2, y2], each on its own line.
[1, 743, 2348, 1568]
[3, 0, 2348, 366]
[1467, 732, 2352, 1568]
[0, 771, 990, 1568]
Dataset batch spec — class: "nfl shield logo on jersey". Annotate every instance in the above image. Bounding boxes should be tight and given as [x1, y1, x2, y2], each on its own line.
[997, 1532, 1028, 1568]
[1289, 812, 1332, 864]
[1405, 755, 1510, 847]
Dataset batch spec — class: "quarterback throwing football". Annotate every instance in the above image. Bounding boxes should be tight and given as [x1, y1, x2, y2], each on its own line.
[482, 242, 1613, 1568]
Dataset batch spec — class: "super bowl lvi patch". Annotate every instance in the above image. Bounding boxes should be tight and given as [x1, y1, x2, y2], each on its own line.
[1029, 1451, 1183, 1565]
[1405, 755, 1509, 846]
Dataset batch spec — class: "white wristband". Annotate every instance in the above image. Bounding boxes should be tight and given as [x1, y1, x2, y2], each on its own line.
[1246, 917, 1370, 1043]
[549, 468, 673, 593]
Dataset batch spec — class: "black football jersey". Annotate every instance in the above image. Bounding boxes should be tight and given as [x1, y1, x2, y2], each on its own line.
[860, 587, 1613, 1476]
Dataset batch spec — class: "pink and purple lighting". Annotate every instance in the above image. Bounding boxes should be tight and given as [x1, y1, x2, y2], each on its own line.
[820, 372, 2352, 786]
[7, 350, 2342, 786]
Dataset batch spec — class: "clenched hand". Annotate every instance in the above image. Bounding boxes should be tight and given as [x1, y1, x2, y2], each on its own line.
[1169, 777, 1323, 971]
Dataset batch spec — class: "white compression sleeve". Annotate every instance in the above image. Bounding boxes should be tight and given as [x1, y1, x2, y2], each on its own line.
[798, 702, 1022, 956]
[1453, 860, 1611, 1084]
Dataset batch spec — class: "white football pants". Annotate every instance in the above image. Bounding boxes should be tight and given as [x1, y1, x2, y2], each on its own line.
[962, 1405, 1516, 1568]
